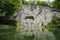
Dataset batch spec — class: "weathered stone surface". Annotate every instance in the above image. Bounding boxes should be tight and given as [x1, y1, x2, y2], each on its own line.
[16, 5, 57, 40]
[17, 5, 53, 35]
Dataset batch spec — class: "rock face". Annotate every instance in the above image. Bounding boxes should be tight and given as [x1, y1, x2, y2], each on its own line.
[17, 5, 56, 40]
[17, 5, 53, 32]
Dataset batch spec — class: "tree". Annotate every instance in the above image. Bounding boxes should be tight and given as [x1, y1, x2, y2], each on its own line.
[52, 0, 60, 10]
[0, 0, 21, 25]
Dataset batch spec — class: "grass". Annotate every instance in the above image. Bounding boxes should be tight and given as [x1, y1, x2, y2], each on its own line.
[46, 16, 60, 40]
[0, 16, 60, 40]
[0, 25, 17, 40]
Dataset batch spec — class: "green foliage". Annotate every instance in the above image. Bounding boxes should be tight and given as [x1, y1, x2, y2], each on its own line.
[0, 25, 16, 40]
[0, 0, 21, 25]
[52, 0, 60, 10]
[0, 20, 17, 26]
[47, 16, 60, 32]
[37, 1, 48, 6]
[22, 1, 34, 5]
[55, 0, 60, 2]
[22, 1, 48, 6]
[45, 16, 60, 40]
[51, 16, 60, 26]
[23, 1, 29, 5]
[0, 0, 20, 18]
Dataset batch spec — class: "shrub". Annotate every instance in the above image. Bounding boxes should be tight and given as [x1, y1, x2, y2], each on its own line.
[0, 0, 21, 25]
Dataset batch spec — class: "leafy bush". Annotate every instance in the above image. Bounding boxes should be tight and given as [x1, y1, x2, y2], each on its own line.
[0, 0, 20, 17]
[37, 1, 48, 6]
[22, 1, 48, 6]
[52, 0, 60, 11]
[0, 25, 16, 40]
[0, 0, 21, 25]
[46, 16, 60, 32]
